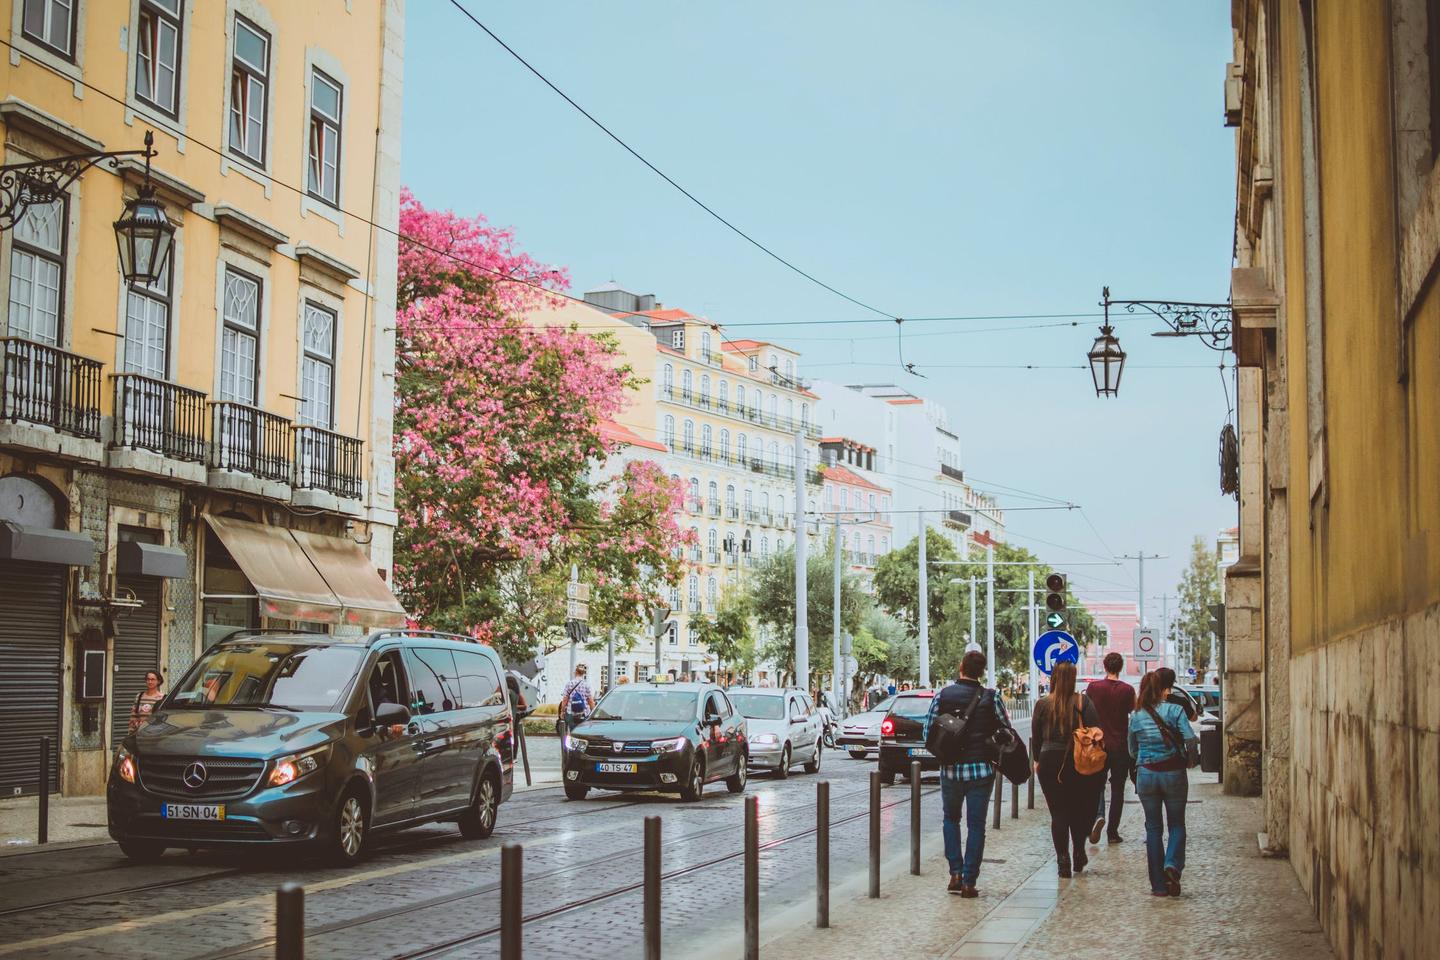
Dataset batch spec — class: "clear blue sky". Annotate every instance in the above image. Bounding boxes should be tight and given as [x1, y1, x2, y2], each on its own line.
[401, 1, 1237, 616]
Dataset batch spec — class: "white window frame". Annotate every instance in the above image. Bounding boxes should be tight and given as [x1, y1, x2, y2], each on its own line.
[133, 0, 183, 118]
[299, 300, 337, 428]
[8, 0, 86, 93]
[219, 1, 277, 188]
[19, 0, 76, 61]
[125, 0, 195, 140]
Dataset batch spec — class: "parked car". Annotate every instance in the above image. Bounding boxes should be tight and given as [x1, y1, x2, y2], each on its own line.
[1179, 684, 1221, 715]
[729, 687, 824, 778]
[561, 682, 747, 801]
[878, 690, 937, 785]
[107, 630, 515, 865]
[835, 695, 896, 759]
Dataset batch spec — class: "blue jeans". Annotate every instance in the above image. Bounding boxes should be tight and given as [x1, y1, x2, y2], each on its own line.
[1136, 768, 1187, 892]
[940, 775, 993, 883]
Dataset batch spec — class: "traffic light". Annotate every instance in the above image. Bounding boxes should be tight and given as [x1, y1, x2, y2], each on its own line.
[1045, 572, 1067, 612]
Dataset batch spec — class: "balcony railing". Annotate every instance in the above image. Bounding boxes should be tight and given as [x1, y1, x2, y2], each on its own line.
[659, 386, 822, 439]
[685, 497, 703, 514]
[707, 549, 721, 564]
[940, 463, 965, 482]
[0, 337, 102, 440]
[210, 401, 292, 482]
[707, 499, 721, 517]
[726, 504, 739, 519]
[944, 509, 973, 529]
[294, 424, 363, 499]
[112, 373, 207, 463]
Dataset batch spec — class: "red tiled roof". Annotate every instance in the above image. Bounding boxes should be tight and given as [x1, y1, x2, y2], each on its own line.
[614, 308, 694, 323]
[656, 343, 683, 357]
[599, 419, 667, 453]
[886, 397, 924, 406]
[821, 464, 890, 493]
[721, 339, 767, 350]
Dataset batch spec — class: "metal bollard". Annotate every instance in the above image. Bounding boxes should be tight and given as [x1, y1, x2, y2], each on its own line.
[868, 770, 880, 899]
[992, 773, 1001, 828]
[644, 817, 661, 959]
[909, 761, 921, 876]
[816, 782, 829, 929]
[37, 736, 49, 845]
[1011, 779, 1019, 819]
[501, 845, 522, 960]
[744, 796, 759, 960]
[275, 883, 304, 960]
[1028, 765, 1035, 809]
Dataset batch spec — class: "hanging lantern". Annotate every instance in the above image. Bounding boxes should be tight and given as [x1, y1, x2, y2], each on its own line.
[111, 131, 174, 286]
[1087, 323, 1126, 397]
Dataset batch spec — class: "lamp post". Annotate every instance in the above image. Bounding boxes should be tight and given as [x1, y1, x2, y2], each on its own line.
[1089, 286, 1236, 398]
[0, 129, 174, 286]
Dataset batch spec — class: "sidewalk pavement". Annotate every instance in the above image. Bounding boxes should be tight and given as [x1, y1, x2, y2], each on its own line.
[741, 774, 1335, 960]
[0, 794, 110, 849]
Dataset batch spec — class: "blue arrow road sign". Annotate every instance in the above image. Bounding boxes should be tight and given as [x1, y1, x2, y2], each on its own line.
[1033, 630, 1079, 676]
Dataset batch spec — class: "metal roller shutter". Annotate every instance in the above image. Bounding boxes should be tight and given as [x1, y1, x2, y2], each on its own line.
[111, 577, 162, 749]
[0, 559, 64, 795]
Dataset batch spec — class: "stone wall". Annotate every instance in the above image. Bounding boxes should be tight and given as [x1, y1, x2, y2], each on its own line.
[1289, 606, 1440, 960]
[1224, 565, 1264, 795]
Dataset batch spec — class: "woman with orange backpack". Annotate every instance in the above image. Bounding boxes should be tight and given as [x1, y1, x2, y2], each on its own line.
[1128, 667, 1199, 896]
[1029, 661, 1106, 877]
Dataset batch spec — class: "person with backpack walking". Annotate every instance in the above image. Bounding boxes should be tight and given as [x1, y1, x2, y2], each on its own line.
[1129, 667, 1198, 897]
[1030, 661, 1105, 877]
[922, 650, 1010, 898]
[1085, 652, 1136, 844]
[558, 665, 595, 738]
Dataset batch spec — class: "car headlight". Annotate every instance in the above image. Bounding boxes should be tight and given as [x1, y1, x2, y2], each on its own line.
[116, 746, 137, 784]
[566, 736, 588, 752]
[268, 746, 328, 787]
[653, 737, 688, 753]
[752, 733, 779, 745]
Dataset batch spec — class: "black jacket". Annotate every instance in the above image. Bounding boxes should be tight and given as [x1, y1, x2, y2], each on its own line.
[933, 678, 1002, 764]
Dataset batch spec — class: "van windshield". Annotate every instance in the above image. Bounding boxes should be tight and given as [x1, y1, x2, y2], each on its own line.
[169, 642, 362, 711]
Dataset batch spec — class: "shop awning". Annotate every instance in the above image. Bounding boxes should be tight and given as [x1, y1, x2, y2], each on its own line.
[203, 515, 406, 628]
[117, 541, 188, 579]
[0, 521, 95, 566]
[290, 529, 408, 628]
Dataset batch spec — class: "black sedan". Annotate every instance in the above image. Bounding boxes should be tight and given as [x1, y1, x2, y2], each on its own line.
[877, 690, 938, 785]
[561, 682, 748, 802]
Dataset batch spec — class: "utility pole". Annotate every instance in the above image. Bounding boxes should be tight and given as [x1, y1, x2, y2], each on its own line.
[1121, 551, 1165, 628]
[794, 431, 808, 692]
[918, 511, 930, 688]
[969, 577, 977, 653]
[832, 514, 842, 709]
[985, 542, 996, 688]
[1160, 593, 1170, 669]
[1027, 569, 1038, 704]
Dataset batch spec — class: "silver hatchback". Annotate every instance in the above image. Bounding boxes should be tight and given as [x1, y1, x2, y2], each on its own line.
[728, 687, 824, 778]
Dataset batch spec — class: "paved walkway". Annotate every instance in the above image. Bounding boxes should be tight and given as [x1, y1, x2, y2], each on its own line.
[749, 774, 1335, 960]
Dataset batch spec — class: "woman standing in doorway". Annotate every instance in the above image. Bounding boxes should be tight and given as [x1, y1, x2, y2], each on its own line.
[128, 670, 165, 734]
[1129, 667, 1198, 896]
[1030, 661, 1104, 876]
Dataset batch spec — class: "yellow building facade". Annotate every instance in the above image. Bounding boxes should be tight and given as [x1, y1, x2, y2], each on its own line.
[0, 0, 404, 795]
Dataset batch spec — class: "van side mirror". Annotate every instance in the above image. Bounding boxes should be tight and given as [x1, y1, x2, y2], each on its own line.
[376, 702, 410, 726]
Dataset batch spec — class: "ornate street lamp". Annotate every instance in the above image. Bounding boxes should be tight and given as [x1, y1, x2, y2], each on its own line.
[1088, 287, 1126, 398]
[1088, 286, 1235, 397]
[0, 129, 172, 286]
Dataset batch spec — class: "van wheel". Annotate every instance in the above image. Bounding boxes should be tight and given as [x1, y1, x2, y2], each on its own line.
[327, 790, 370, 865]
[726, 756, 748, 793]
[563, 781, 589, 801]
[458, 774, 499, 840]
[679, 757, 705, 802]
[118, 839, 166, 862]
[774, 745, 791, 779]
[804, 742, 822, 774]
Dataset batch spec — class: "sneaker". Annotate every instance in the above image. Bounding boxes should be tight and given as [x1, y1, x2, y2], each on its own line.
[1164, 865, 1181, 897]
[960, 883, 979, 899]
[1107, 833, 1124, 844]
[1088, 817, 1105, 844]
[947, 873, 963, 895]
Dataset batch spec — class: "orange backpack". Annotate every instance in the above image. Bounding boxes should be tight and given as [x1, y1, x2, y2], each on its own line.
[1070, 697, 1107, 776]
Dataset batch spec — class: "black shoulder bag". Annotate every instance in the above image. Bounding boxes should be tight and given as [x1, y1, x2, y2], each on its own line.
[990, 696, 1032, 786]
[1141, 706, 1193, 772]
[924, 688, 983, 764]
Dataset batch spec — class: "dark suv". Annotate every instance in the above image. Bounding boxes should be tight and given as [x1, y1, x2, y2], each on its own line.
[107, 630, 515, 864]
[878, 690, 937, 784]
[562, 682, 748, 801]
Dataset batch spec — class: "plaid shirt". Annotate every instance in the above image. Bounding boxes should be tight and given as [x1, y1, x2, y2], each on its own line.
[923, 681, 1010, 783]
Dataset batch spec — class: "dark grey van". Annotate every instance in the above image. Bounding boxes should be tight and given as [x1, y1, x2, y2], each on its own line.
[107, 630, 516, 865]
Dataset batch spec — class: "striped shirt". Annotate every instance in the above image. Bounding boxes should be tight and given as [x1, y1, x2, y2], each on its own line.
[923, 683, 1010, 782]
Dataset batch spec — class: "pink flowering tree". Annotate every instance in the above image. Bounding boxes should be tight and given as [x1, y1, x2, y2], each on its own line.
[394, 190, 688, 664]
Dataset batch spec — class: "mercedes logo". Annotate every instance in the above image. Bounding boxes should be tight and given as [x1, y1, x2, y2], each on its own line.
[182, 761, 208, 790]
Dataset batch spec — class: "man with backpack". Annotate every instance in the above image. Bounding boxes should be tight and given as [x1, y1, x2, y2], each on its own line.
[923, 650, 1011, 898]
[558, 664, 595, 738]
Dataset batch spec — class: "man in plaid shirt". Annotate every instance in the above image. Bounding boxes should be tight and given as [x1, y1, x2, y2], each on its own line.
[922, 650, 1009, 898]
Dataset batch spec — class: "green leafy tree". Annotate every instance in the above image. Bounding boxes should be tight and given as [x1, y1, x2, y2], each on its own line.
[749, 540, 872, 687]
[692, 589, 756, 682]
[847, 609, 914, 705]
[1174, 536, 1221, 673]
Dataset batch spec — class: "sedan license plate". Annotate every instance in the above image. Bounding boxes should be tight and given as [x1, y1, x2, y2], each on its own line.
[595, 762, 637, 774]
[161, 803, 225, 820]
[908, 748, 932, 758]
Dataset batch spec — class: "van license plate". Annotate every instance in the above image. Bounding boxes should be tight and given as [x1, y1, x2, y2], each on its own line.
[908, 748, 932, 758]
[595, 762, 637, 774]
[162, 803, 225, 820]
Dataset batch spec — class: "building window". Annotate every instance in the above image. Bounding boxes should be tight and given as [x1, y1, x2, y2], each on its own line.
[707, 576, 717, 608]
[6, 197, 66, 346]
[747, 355, 758, 372]
[300, 302, 335, 427]
[707, 527, 718, 553]
[701, 424, 712, 456]
[701, 331, 711, 356]
[700, 374, 710, 402]
[737, 434, 747, 461]
[220, 268, 261, 405]
[662, 363, 673, 395]
[123, 254, 172, 379]
[725, 485, 736, 509]
[672, 328, 684, 351]
[735, 384, 745, 412]
[719, 429, 730, 460]
[682, 419, 694, 452]
[21, 0, 75, 59]
[662, 415, 675, 449]
[307, 68, 342, 205]
[229, 16, 270, 166]
[767, 440, 778, 467]
[718, 381, 728, 409]
[681, 369, 692, 400]
[707, 481, 718, 509]
[135, 0, 182, 116]
[801, 403, 810, 425]
[667, 621, 679, 646]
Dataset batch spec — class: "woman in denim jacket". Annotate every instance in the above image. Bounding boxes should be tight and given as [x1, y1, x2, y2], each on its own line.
[1127, 667, 1197, 897]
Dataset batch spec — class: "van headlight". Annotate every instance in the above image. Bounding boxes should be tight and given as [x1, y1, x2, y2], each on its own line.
[652, 737, 688, 753]
[268, 746, 328, 787]
[116, 746, 137, 784]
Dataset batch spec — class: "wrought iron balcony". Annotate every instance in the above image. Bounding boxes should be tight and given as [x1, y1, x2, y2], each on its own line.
[944, 509, 972, 530]
[0, 337, 102, 439]
[707, 499, 721, 517]
[112, 373, 207, 462]
[940, 463, 965, 482]
[294, 424, 363, 499]
[210, 401, 292, 482]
